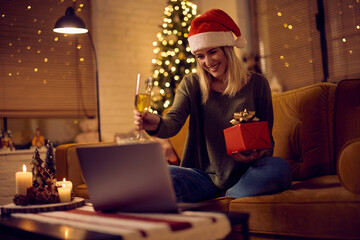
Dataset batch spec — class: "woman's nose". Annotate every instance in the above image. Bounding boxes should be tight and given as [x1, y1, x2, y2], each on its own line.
[204, 55, 213, 66]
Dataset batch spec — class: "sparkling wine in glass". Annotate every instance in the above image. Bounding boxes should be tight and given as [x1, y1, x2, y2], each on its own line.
[134, 74, 152, 140]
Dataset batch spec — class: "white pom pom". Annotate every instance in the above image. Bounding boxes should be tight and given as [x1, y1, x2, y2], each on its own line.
[235, 37, 247, 49]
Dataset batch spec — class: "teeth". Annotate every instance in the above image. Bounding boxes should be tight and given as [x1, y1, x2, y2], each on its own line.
[209, 64, 218, 71]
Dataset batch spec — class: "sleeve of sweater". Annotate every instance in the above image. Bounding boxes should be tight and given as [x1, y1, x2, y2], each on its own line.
[147, 74, 195, 139]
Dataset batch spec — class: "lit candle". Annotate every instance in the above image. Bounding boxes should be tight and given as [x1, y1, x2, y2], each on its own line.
[15, 164, 33, 195]
[58, 183, 71, 203]
[56, 178, 73, 192]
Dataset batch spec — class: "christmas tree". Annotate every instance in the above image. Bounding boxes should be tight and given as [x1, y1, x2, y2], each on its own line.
[150, 0, 198, 115]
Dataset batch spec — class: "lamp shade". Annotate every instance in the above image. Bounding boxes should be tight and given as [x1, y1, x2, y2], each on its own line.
[53, 7, 88, 34]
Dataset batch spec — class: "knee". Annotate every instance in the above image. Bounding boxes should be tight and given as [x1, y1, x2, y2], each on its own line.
[261, 157, 290, 173]
[168, 165, 181, 176]
[274, 157, 292, 187]
[261, 157, 292, 187]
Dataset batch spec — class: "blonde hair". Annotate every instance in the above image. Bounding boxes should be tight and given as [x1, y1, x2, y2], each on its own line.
[197, 46, 249, 103]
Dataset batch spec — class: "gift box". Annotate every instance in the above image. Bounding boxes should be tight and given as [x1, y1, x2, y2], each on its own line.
[223, 121, 272, 155]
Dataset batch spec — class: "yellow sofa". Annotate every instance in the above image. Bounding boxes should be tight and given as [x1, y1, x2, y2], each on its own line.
[55, 79, 360, 239]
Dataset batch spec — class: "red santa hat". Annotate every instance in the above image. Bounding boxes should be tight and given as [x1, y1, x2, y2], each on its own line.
[188, 9, 247, 53]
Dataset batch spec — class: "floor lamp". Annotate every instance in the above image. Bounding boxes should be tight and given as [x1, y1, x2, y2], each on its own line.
[53, 7, 101, 142]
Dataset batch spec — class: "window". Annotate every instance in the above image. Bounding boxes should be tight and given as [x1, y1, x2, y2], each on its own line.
[251, 0, 360, 91]
[0, 0, 95, 118]
[324, 0, 360, 82]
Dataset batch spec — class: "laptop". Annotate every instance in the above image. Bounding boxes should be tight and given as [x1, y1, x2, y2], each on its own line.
[76, 141, 179, 213]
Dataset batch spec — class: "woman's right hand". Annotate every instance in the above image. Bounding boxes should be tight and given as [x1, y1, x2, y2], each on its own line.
[133, 110, 161, 132]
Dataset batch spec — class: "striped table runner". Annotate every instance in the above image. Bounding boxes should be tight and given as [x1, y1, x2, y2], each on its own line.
[12, 204, 231, 240]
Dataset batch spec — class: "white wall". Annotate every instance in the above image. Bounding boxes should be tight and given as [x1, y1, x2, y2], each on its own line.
[91, 0, 167, 141]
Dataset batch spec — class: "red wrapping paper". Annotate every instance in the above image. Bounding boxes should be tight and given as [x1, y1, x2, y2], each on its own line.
[223, 121, 272, 155]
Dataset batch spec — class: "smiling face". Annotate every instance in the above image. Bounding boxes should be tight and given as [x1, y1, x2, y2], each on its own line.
[194, 47, 228, 81]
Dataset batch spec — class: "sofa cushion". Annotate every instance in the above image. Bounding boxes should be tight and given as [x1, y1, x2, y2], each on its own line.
[272, 83, 337, 180]
[75, 184, 90, 199]
[229, 175, 360, 239]
[337, 138, 360, 194]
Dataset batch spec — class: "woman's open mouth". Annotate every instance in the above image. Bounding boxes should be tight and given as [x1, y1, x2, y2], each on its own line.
[208, 63, 219, 72]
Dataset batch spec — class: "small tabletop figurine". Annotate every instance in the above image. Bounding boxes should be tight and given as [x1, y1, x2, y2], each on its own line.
[32, 128, 45, 148]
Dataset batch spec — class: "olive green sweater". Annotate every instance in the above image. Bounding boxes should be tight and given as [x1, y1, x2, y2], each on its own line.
[150, 72, 274, 189]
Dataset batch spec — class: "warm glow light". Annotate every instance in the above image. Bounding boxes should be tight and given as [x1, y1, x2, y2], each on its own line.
[53, 27, 88, 34]
[23, 164, 27, 172]
[342, 38, 347, 43]
[64, 228, 69, 239]
[277, 12, 282, 16]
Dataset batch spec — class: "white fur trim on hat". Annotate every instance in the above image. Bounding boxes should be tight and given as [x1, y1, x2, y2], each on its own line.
[235, 37, 247, 49]
[188, 31, 235, 53]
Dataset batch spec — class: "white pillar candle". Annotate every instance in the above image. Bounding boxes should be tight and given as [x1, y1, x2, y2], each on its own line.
[58, 183, 71, 203]
[15, 164, 33, 195]
[56, 178, 73, 192]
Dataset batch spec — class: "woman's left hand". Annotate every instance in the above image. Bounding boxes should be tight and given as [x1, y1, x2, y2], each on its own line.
[231, 149, 272, 164]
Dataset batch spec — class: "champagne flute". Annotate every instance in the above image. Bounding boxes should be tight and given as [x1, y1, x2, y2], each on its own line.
[134, 74, 152, 140]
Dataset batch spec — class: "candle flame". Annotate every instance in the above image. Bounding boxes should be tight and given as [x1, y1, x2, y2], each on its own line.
[63, 178, 66, 182]
[23, 164, 27, 172]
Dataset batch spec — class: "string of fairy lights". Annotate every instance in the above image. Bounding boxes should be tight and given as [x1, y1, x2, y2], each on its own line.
[2, 1, 88, 84]
[150, 0, 198, 115]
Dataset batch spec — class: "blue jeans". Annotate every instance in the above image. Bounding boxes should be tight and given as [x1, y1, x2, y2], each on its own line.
[168, 157, 292, 202]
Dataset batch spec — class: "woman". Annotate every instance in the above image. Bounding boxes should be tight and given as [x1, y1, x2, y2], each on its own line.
[134, 9, 292, 202]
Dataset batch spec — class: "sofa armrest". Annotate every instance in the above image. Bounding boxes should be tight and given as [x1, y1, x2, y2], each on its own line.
[55, 142, 114, 190]
[337, 138, 360, 194]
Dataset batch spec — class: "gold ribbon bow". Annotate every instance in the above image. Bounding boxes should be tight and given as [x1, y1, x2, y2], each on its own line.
[230, 109, 260, 125]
